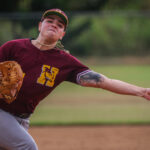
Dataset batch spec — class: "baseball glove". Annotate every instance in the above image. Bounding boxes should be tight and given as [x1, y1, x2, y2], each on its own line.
[0, 61, 23, 104]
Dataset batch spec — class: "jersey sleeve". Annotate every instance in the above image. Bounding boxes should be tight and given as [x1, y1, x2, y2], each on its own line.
[65, 54, 91, 84]
[0, 41, 15, 62]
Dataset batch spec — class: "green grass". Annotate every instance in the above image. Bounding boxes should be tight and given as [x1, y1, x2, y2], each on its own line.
[31, 104, 150, 126]
[30, 65, 150, 126]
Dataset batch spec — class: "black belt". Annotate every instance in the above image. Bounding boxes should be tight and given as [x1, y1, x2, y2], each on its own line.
[12, 113, 31, 119]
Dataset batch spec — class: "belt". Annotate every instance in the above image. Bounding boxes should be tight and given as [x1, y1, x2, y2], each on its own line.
[12, 113, 31, 119]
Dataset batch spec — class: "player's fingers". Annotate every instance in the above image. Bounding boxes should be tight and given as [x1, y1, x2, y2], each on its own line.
[11, 81, 23, 97]
[144, 88, 150, 101]
[10, 88, 18, 97]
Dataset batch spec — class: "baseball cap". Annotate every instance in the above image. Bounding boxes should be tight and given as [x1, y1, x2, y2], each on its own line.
[41, 8, 68, 30]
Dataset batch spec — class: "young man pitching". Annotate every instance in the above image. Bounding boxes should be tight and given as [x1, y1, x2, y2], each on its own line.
[0, 8, 149, 150]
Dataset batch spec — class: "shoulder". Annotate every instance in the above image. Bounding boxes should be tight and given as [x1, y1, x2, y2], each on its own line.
[1, 38, 29, 48]
[56, 49, 81, 63]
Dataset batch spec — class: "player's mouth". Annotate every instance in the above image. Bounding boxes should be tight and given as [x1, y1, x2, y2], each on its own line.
[48, 28, 57, 33]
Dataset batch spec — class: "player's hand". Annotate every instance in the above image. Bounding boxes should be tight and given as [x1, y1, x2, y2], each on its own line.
[143, 88, 150, 101]
[10, 81, 22, 97]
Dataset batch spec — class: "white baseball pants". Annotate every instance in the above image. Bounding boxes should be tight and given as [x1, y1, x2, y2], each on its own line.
[0, 109, 38, 150]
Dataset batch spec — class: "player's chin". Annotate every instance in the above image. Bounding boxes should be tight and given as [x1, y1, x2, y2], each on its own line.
[48, 35, 60, 42]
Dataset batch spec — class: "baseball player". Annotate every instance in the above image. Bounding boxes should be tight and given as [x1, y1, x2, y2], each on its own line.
[0, 8, 150, 150]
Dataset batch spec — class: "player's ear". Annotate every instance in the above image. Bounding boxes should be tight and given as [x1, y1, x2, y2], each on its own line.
[60, 31, 66, 40]
[38, 22, 42, 32]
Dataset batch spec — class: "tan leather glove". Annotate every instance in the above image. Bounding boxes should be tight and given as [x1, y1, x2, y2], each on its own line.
[0, 61, 23, 104]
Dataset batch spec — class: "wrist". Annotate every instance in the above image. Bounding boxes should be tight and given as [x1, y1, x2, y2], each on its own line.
[138, 88, 147, 98]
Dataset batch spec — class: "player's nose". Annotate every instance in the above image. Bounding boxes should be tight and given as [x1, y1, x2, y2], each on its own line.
[50, 21, 58, 29]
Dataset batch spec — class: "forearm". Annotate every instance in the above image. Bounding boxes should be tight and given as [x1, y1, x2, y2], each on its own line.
[78, 71, 150, 100]
[100, 77, 146, 97]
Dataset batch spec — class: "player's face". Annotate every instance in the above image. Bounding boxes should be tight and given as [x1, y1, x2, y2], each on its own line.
[39, 15, 66, 42]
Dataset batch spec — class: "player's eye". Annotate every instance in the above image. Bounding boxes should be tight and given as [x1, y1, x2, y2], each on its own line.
[58, 24, 63, 28]
[47, 20, 53, 23]
[57, 22, 64, 29]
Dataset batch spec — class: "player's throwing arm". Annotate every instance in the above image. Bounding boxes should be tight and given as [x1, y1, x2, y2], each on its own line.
[78, 71, 150, 101]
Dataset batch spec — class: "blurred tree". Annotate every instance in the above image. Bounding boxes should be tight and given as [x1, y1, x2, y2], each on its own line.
[0, 0, 108, 12]
[63, 0, 108, 11]
[104, 0, 150, 10]
[2, 0, 150, 12]
[30, 0, 108, 11]
[18, 0, 32, 11]
[1, 0, 150, 12]
[0, 0, 20, 12]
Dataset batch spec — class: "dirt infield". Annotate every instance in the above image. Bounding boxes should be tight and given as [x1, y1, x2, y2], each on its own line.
[29, 125, 150, 150]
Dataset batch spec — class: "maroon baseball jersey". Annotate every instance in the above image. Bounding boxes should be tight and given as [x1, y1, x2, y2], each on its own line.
[0, 39, 90, 114]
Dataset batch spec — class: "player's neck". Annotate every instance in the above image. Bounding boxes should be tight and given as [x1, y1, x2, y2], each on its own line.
[32, 39, 57, 50]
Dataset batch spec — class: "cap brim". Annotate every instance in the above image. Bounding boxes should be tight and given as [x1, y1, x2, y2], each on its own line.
[43, 11, 68, 27]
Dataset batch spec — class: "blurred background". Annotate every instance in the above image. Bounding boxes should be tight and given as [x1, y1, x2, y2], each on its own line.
[1, 0, 150, 59]
[1, 0, 150, 125]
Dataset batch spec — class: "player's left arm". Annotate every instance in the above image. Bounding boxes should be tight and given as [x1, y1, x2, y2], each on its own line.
[78, 70, 150, 100]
